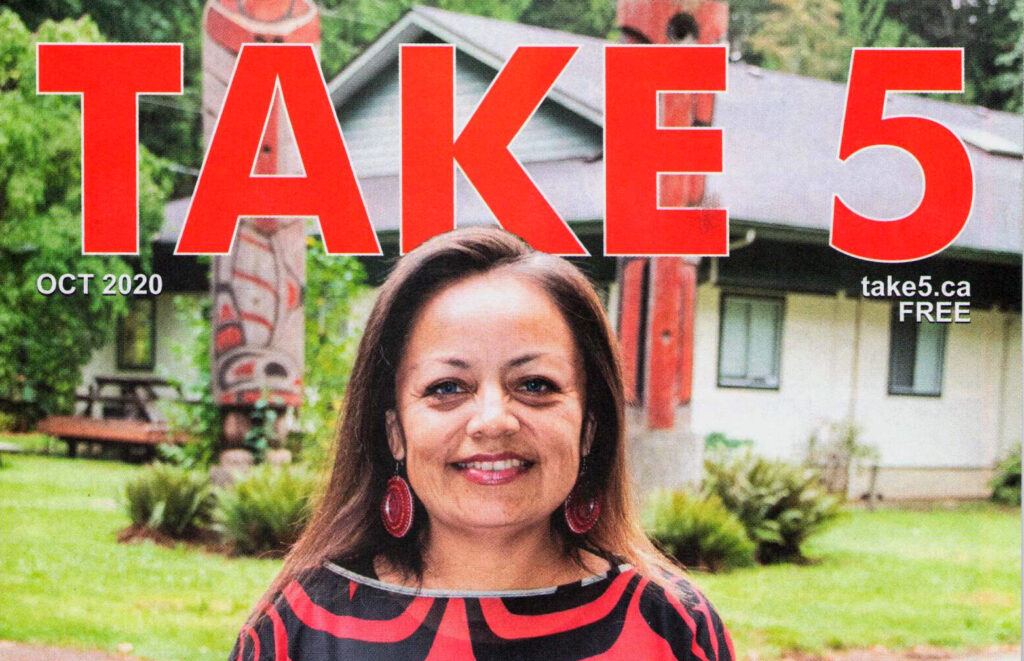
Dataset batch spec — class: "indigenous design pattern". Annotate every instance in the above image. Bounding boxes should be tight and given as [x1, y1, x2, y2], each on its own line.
[231, 563, 734, 660]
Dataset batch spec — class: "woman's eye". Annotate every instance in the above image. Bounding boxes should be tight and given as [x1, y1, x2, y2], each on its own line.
[426, 381, 463, 397]
[520, 378, 554, 394]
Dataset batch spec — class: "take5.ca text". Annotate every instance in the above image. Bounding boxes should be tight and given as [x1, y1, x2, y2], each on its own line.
[861, 275, 971, 323]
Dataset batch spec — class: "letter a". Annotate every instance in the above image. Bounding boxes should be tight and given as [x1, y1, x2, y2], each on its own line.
[177, 44, 378, 255]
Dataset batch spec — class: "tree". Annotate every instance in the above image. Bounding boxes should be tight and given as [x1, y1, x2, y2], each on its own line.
[746, 0, 854, 81]
[0, 10, 172, 419]
[6, 0, 205, 197]
[883, 0, 1022, 110]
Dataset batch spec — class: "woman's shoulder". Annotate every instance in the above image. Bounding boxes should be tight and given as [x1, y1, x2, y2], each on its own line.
[626, 568, 736, 661]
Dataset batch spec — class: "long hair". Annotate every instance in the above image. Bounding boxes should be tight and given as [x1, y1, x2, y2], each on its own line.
[253, 227, 680, 614]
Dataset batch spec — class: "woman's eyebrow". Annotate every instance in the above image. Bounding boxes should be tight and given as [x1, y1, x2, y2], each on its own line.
[508, 353, 543, 368]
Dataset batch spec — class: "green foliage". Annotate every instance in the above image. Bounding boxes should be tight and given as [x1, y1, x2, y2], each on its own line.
[299, 245, 367, 468]
[992, 0, 1024, 112]
[159, 293, 219, 469]
[0, 412, 17, 433]
[519, 0, 616, 39]
[0, 10, 172, 418]
[990, 446, 1021, 507]
[705, 431, 754, 452]
[704, 451, 842, 564]
[644, 489, 755, 572]
[216, 465, 317, 556]
[806, 418, 878, 494]
[243, 396, 279, 463]
[123, 463, 216, 538]
[746, 0, 854, 81]
[6, 0, 206, 196]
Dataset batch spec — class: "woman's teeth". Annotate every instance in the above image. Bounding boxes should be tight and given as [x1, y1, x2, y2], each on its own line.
[455, 459, 527, 471]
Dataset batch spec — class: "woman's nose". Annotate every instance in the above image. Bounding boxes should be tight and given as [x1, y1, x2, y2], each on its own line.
[465, 383, 520, 438]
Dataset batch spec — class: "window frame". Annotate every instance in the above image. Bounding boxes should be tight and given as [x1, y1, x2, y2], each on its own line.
[887, 305, 947, 398]
[716, 292, 785, 390]
[115, 297, 157, 372]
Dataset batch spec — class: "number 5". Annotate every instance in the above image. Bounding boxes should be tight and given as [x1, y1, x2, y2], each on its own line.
[832, 49, 973, 262]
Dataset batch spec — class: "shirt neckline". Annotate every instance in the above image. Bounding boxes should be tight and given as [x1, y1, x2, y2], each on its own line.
[323, 560, 633, 599]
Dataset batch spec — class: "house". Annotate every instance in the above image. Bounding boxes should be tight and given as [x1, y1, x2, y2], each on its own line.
[83, 6, 1022, 499]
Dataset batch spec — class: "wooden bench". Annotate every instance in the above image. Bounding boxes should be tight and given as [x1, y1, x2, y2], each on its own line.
[36, 415, 185, 461]
[36, 374, 195, 462]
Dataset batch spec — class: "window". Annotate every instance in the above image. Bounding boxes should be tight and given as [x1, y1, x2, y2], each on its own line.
[717, 294, 783, 389]
[116, 298, 156, 371]
[888, 307, 946, 396]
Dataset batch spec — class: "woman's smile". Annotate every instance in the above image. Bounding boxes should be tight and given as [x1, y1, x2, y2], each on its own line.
[450, 452, 535, 485]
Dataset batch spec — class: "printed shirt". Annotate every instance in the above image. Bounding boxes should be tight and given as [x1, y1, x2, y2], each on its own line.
[231, 561, 735, 660]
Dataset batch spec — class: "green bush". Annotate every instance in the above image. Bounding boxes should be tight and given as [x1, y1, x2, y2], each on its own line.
[123, 464, 216, 539]
[704, 452, 841, 564]
[990, 447, 1021, 506]
[644, 489, 755, 572]
[704, 431, 754, 452]
[216, 465, 316, 556]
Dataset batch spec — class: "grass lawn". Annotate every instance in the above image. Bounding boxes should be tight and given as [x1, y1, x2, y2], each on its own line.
[1, 450, 1019, 660]
[698, 503, 1021, 659]
[0, 453, 279, 661]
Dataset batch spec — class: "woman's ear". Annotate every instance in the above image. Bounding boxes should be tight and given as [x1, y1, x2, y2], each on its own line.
[385, 410, 406, 461]
[581, 413, 596, 457]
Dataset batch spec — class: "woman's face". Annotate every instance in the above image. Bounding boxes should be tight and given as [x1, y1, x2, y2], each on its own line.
[390, 271, 589, 538]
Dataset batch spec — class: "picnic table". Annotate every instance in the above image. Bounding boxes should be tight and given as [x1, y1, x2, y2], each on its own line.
[37, 374, 193, 461]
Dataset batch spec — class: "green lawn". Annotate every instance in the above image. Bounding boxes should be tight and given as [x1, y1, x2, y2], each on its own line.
[699, 503, 1021, 659]
[0, 453, 279, 661]
[0, 451, 1019, 660]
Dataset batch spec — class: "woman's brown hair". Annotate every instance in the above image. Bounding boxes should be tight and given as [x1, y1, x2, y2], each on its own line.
[253, 227, 680, 614]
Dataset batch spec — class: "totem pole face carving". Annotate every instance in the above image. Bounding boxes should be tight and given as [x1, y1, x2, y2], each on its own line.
[212, 221, 305, 406]
[203, 0, 319, 410]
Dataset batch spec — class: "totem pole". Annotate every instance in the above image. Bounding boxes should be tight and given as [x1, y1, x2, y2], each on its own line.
[202, 0, 320, 458]
[615, 0, 728, 488]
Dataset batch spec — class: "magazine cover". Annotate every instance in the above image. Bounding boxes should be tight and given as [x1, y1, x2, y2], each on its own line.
[0, 1, 1020, 660]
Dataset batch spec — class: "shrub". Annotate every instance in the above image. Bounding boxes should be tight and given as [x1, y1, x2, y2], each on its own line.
[217, 465, 316, 556]
[123, 464, 216, 539]
[704, 452, 841, 564]
[644, 489, 755, 572]
[704, 431, 754, 452]
[990, 447, 1021, 506]
[806, 419, 878, 494]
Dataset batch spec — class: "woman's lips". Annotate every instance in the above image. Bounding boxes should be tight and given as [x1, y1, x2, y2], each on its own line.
[451, 452, 533, 485]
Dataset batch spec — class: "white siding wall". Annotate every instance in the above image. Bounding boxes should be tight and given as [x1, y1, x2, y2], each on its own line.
[80, 294, 204, 390]
[691, 283, 1022, 477]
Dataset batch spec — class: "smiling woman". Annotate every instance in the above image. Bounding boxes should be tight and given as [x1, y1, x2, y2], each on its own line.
[231, 228, 734, 660]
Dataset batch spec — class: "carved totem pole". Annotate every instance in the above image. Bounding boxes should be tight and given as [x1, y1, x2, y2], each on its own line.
[202, 0, 320, 451]
[615, 0, 728, 488]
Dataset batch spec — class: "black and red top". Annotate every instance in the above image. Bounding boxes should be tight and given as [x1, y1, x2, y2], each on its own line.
[231, 561, 734, 660]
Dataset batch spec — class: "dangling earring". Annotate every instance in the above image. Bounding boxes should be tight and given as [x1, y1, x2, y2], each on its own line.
[564, 455, 601, 534]
[381, 461, 414, 538]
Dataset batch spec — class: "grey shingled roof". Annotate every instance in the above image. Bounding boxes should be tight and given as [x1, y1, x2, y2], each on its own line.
[163, 5, 1022, 258]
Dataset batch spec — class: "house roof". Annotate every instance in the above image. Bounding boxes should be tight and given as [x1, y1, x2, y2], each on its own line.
[163, 5, 1023, 260]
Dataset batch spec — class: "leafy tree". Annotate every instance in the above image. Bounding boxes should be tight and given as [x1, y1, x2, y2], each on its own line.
[0, 10, 172, 419]
[746, 0, 854, 81]
[6, 0, 205, 196]
[993, 0, 1024, 112]
[840, 0, 920, 47]
[519, 0, 616, 39]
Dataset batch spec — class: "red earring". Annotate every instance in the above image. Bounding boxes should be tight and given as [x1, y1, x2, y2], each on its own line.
[564, 456, 600, 534]
[381, 463, 414, 538]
